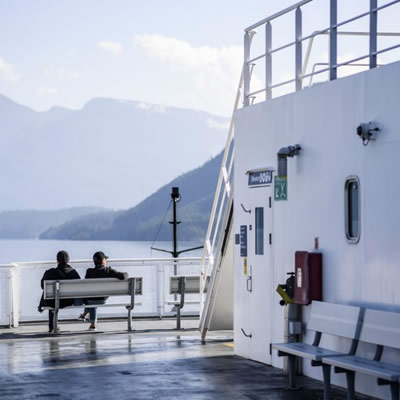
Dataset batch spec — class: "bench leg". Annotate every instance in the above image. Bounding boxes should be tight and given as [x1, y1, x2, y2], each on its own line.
[127, 308, 132, 332]
[176, 306, 181, 330]
[322, 364, 331, 400]
[53, 310, 58, 336]
[346, 371, 355, 400]
[390, 382, 399, 400]
[288, 355, 297, 389]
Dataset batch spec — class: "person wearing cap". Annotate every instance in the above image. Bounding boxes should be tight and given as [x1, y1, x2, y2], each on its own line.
[79, 251, 128, 331]
[38, 250, 81, 333]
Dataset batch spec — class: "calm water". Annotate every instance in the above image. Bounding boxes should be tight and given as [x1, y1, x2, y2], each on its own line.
[0, 239, 203, 264]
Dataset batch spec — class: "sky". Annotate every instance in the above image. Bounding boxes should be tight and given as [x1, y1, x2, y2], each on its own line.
[0, 0, 399, 117]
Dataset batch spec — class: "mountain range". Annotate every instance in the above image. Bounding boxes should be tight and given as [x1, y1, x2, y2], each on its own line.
[0, 94, 228, 211]
[40, 151, 222, 241]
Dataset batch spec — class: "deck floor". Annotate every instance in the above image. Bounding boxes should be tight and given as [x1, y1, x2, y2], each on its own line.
[0, 318, 372, 400]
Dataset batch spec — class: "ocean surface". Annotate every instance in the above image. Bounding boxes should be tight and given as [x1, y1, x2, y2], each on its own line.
[0, 240, 203, 324]
[0, 239, 203, 264]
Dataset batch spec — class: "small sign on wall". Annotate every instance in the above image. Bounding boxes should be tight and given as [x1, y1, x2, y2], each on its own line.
[240, 225, 247, 257]
[247, 167, 274, 187]
[274, 176, 288, 201]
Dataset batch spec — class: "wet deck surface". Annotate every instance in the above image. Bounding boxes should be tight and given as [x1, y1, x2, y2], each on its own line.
[0, 318, 370, 400]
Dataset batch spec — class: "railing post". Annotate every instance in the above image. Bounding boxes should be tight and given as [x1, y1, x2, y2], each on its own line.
[295, 7, 303, 91]
[329, 0, 338, 80]
[243, 32, 251, 106]
[11, 264, 20, 327]
[369, 0, 378, 69]
[265, 22, 272, 100]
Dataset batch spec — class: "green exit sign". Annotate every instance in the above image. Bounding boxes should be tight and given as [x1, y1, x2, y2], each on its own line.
[274, 176, 288, 201]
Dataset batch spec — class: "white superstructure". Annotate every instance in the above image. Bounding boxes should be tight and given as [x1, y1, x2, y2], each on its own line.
[201, 1, 400, 399]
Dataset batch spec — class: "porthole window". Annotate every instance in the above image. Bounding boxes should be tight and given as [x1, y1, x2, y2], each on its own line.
[255, 207, 264, 255]
[345, 176, 360, 244]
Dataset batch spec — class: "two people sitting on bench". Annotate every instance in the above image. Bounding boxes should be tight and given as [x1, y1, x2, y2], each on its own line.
[39, 250, 128, 332]
[38, 250, 81, 333]
[78, 251, 129, 331]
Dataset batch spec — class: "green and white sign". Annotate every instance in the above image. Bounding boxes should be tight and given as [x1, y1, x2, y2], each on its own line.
[274, 176, 287, 201]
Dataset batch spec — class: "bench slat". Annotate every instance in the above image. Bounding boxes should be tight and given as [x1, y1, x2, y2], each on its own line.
[360, 309, 400, 349]
[169, 275, 209, 294]
[44, 278, 143, 299]
[323, 355, 400, 381]
[272, 342, 347, 362]
[308, 301, 362, 339]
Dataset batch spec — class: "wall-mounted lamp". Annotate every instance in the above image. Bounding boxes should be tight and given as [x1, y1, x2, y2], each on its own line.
[277, 144, 302, 177]
[357, 122, 380, 146]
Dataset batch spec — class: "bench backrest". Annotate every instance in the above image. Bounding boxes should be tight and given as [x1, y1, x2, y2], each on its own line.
[359, 308, 400, 350]
[44, 277, 143, 299]
[169, 275, 209, 294]
[308, 301, 362, 339]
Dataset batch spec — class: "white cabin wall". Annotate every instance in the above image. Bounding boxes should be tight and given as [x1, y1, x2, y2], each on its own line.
[233, 61, 400, 399]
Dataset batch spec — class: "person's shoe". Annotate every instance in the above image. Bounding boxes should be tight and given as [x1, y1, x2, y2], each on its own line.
[78, 314, 89, 321]
[48, 327, 60, 333]
[88, 325, 96, 331]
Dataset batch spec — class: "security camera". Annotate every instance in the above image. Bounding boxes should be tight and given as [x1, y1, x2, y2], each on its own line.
[356, 122, 380, 145]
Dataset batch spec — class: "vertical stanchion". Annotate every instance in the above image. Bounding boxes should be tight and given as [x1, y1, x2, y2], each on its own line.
[54, 281, 59, 335]
[265, 22, 272, 100]
[329, 0, 338, 80]
[369, 0, 378, 69]
[295, 7, 303, 91]
[243, 32, 251, 106]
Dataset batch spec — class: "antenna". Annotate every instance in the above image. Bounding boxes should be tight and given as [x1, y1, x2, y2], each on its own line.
[151, 187, 204, 258]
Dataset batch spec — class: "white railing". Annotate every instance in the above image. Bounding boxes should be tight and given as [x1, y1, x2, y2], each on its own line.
[0, 257, 203, 327]
[199, 60, 249, 311]
[243, 0, 400, 105]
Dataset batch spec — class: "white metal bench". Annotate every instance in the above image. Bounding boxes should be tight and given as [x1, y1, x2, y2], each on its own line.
[44, 277, 142, 334]
[322, 308, 400, 400]
[272, 301, 362, 398]
[168, 275, 209, 329]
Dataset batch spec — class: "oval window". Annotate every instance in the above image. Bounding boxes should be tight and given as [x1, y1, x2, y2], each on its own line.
[345, 176, 360, 244]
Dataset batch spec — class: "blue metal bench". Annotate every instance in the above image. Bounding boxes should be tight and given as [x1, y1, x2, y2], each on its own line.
[322, 308, 400, 400]
[272, 301, 363, 399]
[44, 277, 143, 334]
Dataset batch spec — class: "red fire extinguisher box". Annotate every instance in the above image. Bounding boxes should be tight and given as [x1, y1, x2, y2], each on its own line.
[294, 251, 323, 305]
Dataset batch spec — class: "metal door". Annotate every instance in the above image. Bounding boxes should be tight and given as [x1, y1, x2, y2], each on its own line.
[247, 186, 273, 364]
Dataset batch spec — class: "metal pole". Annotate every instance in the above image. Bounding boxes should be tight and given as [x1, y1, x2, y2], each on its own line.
[265, 22, 272, 100]
[369, 0, 378, 68]
[329, 0, 338, 80]
[295, 7, 303, 91]
[243, 32, 251, 106]
[54, 281, 59, 335]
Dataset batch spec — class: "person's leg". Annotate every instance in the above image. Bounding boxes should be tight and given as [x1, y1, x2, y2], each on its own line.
[74, 298, 89, 321]
[48, 310, 54, 332]
[86, 299, 106, 329]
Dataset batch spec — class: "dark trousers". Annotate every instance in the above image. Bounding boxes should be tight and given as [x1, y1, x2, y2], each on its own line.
[48, 310, 54, 331]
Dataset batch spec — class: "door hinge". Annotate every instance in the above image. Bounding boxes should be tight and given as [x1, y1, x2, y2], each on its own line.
[269, 196, 272, 208]
[269, 343, 272, 355]
[269, 233, 272, 245]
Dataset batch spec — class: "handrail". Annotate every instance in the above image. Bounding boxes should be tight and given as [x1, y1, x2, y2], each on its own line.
[0, 256, 204, 328]
[245, 0, 312, 32]
[243, 0, 400, 105]
[199, 40, 251, 312]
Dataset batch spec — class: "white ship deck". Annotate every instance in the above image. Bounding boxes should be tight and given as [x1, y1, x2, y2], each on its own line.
[0, 318, 372, 400]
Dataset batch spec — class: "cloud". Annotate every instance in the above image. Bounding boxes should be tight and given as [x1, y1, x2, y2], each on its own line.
[206, 118, 229, 131]
[97, 40, 123, 56]
[136, 102, 166, 113]
[0, 57, 20, 82]
[37, 87, 58, 95]
[133, 34, 259, 116]
[44, 66, 81, 80]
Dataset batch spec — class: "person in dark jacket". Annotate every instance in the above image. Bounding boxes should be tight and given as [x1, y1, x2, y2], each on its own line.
[79, 251, 128, 331]
[38, 250, 81, 332]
